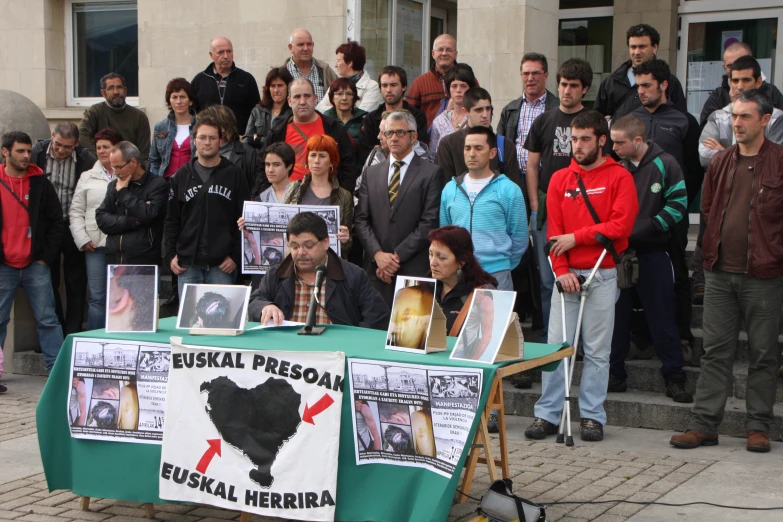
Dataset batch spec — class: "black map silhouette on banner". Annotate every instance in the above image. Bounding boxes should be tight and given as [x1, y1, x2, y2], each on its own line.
[200, 376, 302, 487]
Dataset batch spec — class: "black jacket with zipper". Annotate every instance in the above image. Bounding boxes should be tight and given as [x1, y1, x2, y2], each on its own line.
[164, 157, 249, 268]
[190, 62, 261, 134]
[96, 170, 169, 265]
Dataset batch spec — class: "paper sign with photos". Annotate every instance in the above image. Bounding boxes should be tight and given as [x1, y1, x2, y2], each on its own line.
[449, 289, 524, 364]
[106, 265, 159, 333]
[385, 276, 447, 353]
[241, 201, 340, 275]
[176, 284, 251, 335]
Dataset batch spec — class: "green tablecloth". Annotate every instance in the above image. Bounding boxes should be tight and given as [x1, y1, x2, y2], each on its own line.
[37, 317, 564, 522]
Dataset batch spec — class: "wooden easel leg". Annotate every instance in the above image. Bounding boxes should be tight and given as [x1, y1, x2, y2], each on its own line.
[80, 497, 90, 511]
[458, 422, 485, 503]
[239, 511, 252, 522]
[143, 503, 155, 519]
[479, 410, 499, 482]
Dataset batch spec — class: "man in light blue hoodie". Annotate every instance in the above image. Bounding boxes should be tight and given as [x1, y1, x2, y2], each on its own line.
[439, 126, 527, 290]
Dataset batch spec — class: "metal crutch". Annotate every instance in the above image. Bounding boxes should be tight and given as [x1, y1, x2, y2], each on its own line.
[545, 239, 609, 446]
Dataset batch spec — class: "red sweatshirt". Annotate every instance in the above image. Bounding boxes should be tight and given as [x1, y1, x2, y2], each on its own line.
[546, 157, 638, 277]
[0, 164, 43, 268]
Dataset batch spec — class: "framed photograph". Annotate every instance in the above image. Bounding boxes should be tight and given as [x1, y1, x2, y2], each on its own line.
[176, 284, 251, 334]
[105, 265, 159, 333]
[385, 276, 446, 353]
[449, 289, 520, 364]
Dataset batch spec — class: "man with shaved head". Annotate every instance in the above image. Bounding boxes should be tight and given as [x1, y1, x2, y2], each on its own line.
[406, 34, 462, 128]
[284, 28, 337, 104]
[699, 42, 783, 127]
[191, 36, 261, 132]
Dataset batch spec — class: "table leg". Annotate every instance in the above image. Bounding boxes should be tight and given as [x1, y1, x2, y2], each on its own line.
[479, 410, 499, 482]
[495, 377, 509, 479]
[457, 416, 486, 503]
[239, 511, 252, 522]
[143, 503, 155, 519]
[79, 497, 90, 511]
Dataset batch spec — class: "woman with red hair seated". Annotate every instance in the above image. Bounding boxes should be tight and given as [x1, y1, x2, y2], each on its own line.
[284, 135, 353, 257]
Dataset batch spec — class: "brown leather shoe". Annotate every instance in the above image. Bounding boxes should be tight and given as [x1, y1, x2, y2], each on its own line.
[747, 430, 771, 453]
[670, 430, 719, 449]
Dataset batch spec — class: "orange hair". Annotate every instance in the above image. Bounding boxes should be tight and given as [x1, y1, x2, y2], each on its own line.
[306, 134, 340, 178]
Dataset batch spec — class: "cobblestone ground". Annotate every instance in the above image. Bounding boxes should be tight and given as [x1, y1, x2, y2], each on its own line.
[1, 393, 714, 522]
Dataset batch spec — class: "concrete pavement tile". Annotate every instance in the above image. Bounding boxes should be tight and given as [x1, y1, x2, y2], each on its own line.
[184, 508, 237, 519]
[592, 514, 627, 522]
[566, 500, 613, 520]
[518, 480, 558, 494]
[30, 493, 77, 508]
[540, 469, 584, 484]
[101, 516, 156, 522]
[623, 473, 660, 488]
[573, 468, 610, 481]
[100, 507, 147, 518]
[153, 511, 202, 522]
[15, 515, 74, 522]
[446, 500, 480, 520]
[601, 483, 644, 500]
[592, 476, 626, 489]
[152, 504, 198, 514]
[609, 466, 644, 479]
[640, 480, 678, 495]
[12, 507, 68, 517]
[55, 511, 111, 521]
[559, 484, 612, 503]
[0, 490, 40, 503]
[676, 462, 713, 474]
[0, 481, 38, 496]
[0, 499, 41, 512]
[605, 491, 660, 517]
[0, 510, 24, 520]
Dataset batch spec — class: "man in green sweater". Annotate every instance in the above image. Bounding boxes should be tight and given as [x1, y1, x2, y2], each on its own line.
[78, 73, 151, 163]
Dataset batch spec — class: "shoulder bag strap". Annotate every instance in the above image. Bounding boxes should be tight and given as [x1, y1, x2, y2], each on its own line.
[574, 173, 620, 262]
[449, 292, 473, 337]
[0, 177, 29, 214]
[289, 121, 309, 142]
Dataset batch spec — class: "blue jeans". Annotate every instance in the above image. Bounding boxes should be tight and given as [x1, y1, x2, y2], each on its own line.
[534, 267, 619, 426]
[530, 212, 554, 342]
[85, 248, 107, 330]
[0, 262, 64, 371]
[178, 264, 237, 301]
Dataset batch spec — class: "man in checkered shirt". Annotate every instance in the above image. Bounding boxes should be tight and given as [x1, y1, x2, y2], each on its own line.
[248, 212, 389, 330]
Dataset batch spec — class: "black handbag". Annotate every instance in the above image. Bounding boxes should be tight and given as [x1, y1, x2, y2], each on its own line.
[574, 174, 639, 289]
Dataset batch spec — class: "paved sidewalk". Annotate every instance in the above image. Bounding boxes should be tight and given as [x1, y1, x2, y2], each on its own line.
[2, 374, 782, 521]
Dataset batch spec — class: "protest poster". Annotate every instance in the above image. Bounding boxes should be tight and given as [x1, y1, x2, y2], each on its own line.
[160, 338, 344, 521]
[348, 358, 482, 478]
[68, 338, 170, 444]
[242, 201, 340, 274]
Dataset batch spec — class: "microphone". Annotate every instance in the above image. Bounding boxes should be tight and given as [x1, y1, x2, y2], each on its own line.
[299, 264, 327, 336]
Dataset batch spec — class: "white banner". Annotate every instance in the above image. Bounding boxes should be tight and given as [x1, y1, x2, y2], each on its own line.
[68, 338, 170, 444]
[160, 339, 344, 521]
[348, 358, 482, 478]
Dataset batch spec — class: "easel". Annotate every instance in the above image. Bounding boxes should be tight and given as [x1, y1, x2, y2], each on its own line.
[80, 497, 155, 518]
[457, 345, 575, 502]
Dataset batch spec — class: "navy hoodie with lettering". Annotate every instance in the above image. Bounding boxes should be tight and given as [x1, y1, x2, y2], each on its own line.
[164, 157, 249, 268]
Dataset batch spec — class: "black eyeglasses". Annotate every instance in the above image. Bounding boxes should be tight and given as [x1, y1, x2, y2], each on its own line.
[383, 130, 415, 138]
[111, 161, 130, 173]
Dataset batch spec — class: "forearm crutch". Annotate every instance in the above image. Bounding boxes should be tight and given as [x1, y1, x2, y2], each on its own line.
[545, 239, 609, 446]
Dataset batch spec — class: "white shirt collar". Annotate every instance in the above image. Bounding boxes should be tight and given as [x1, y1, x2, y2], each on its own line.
[387, 149, 416, 184]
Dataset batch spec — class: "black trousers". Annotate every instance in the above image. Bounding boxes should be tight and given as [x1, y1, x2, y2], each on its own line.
[49, 224, 87, 335]
[669, 220, 694, 342]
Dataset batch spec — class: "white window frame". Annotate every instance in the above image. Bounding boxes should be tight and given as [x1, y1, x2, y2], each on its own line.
[351, 0, 431, 77]
[65, 0, 139, 107]
[558, 6, 614, 19]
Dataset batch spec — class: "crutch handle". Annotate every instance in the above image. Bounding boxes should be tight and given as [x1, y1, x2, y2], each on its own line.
[543, 239, 557, 257]
[555, 280, 564, 294]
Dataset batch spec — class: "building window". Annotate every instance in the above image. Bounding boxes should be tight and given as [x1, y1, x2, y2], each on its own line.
[67, 0, 138, 106]
[558, 17, 613, 109]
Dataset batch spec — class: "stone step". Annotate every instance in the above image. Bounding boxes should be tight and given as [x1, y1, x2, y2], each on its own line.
[525, 359, 783, 403]
[502, 381, 783, 439]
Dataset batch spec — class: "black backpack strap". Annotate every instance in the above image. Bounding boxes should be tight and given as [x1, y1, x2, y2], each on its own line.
[574, 173, 620, 263]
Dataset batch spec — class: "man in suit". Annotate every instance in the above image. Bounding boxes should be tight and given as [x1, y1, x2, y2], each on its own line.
[354, 110, 444, 307]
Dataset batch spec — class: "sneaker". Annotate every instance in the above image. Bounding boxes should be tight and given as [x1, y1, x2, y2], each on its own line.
[747, 430, 770, 453]
[0, 383, 6, 394]
[511, 372, 532, 389]
[524, 418, 558, 440]
[580, 418, 603, 441]
[487, 414, 499, 434]
[665, 376, 694, 403]
[670, 429, 718, 449]
[607, 374, 627, 393]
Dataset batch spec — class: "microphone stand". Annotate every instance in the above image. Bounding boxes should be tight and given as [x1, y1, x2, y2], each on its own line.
[298, 265, 327, 336]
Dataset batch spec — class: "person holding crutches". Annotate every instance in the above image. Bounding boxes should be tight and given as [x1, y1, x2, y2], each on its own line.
[524, 111, 638, 442]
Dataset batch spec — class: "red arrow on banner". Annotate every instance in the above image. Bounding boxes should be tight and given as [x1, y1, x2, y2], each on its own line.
[196, 439, 222, 473]
[302, 394, 335, 425]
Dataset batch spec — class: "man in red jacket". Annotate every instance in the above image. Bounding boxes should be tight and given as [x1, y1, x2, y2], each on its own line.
[524, 111, 638, 442]
[0, 131, 64, 371]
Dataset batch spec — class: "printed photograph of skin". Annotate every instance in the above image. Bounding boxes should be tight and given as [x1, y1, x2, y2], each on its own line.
[118, 381, 140, 430]
[177, 284, 251, 331]
[386, 277, 436, 352]
[409, 405, 436, 457]
[243, 230, 285, 267]
[354, 399, 382, 451]
[106, 265, 158, 332]
[450, 289, 517, 364]
[69, 377, 93, 427]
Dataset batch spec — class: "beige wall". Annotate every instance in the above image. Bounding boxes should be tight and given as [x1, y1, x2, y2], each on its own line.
[613, 0, 679, 71]
[0, 0, 66, 110]
[138, 0, 348, 125]
[456, 0, 559, 129]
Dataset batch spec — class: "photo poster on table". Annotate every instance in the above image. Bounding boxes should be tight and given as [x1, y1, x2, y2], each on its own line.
[449, 289, 524, 364]
[105, 265, 159, 333]
[160, 339, 344, 521]
[176, 284, 251, 335]
[241, 201, 340, 274]
[349, 358, 483, 478]
[385, 276, 447, 354]
[67, 337, 170, 444]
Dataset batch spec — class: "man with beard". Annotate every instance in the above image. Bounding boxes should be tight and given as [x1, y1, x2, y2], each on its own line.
[358, 66, 428, 165]
[78, 73, 151, 163]
[524, 111, 637, 443]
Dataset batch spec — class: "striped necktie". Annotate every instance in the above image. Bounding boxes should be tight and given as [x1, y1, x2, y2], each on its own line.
[389, 160, 405, 205]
